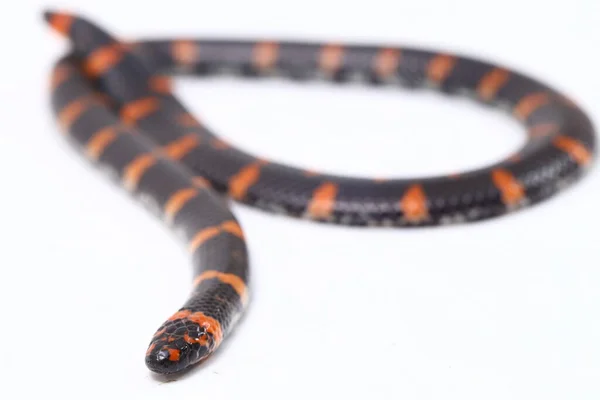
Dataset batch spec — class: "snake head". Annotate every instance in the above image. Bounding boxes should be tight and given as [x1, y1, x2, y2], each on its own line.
[145, 309, 223, 374]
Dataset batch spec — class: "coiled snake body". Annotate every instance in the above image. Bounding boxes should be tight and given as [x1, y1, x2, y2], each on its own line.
[44, 10, 596, 375]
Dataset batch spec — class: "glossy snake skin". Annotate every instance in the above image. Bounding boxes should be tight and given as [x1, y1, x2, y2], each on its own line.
[44, 10, 596, 375]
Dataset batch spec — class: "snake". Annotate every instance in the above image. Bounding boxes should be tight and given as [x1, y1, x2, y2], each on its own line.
[44, 10, 596, 375]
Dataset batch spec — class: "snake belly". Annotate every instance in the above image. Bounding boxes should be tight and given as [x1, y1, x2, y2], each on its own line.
[44, 10, 596, 374]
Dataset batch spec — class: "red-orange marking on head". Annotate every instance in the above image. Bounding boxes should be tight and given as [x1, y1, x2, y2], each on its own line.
[168, 309, 192, 321]
[476, 68, 510, 101]
[120, 97, 159, 126]
[145, 343, 156, 356]
[183, 333, 209, 346]
[198, 334, 210, 347]
[149, 75, 172, 94]
[553, 135, 592, 166]
[528, 123, 559, 138]
[513, 92, 551, 121]
[172, 40, 198, 66]
[167, 349, 180, 361]
[153, 328, 166, 338]
[307, 182, 338, 219]
[399, 184, 429, 222]
[253, 41, 279, 70]
[491, 169, 525, 206]
[163, 134, 200, 160]
[187, 312, 223, 346]
[426, 54, 457, 83]
[193, 270, 249, 306]
[228, 161, 267, 200]
[373, 48, 401, 78]
[48, 12, 73, 36]
[85, 126, 118, 160]
[58, 96, 93, 131]
[83, 43, 124, 78]
[319, 44, 344, 73]
[122, 153, 156, 190]
[164, 188, 198, 222]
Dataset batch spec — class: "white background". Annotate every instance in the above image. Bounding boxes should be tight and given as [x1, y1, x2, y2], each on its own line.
[1, 1, 599, 399]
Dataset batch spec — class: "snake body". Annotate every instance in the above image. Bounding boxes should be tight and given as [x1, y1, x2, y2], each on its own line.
[44, 10, 596, 375]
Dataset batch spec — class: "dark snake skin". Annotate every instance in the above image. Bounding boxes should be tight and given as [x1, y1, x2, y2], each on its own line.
[44, 10, 596, 375]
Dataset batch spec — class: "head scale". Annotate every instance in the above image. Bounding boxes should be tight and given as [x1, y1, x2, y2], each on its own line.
[145, 309, 222, 374]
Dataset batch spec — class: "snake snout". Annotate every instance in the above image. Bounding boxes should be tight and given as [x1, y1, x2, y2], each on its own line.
[145, 346, 190, 374]
[145, 339, 206, 375]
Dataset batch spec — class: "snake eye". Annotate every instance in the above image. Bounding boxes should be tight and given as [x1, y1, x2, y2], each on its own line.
[188, 325, 205, 338]
[184, 325, 210, 346]
[155, 349, 171, 362]
[188, 326, 210, 345]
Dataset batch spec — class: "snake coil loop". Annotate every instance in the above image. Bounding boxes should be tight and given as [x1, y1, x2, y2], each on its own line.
[44, 10, 595, 374]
